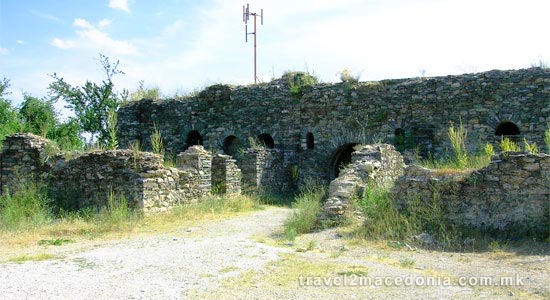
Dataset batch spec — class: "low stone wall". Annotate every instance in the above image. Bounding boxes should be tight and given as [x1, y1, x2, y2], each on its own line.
[0, 133, 52, 194]
[212, 154, 242, 195]
[323, 144, 405, 219]
[239, 148, 297, 194]
[392, 153, 550, 237]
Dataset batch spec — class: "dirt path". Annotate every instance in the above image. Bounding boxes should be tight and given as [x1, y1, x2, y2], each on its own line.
[1, 207, 548, 300]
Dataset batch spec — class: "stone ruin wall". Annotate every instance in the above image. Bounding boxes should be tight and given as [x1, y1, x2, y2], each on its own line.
[117, 68, 550, 182]
[0, 133, 52, 194]
[323, 144, 405, 219]
[0, 134, 242, 213]
[392, 153, 550, 238]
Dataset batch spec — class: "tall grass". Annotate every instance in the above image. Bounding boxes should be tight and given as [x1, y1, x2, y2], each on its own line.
[284, 180, 326, 235]
[0, 180, 52, 231]
[448, 121, 468, 168]
[356, 185, 458, 247]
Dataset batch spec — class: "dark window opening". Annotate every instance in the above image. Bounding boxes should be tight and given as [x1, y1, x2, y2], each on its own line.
[257, 133, 275, 148]
[306, 132, 315, 149]
[223, 135, 242, 156]
[495, 122, 520, 136]
[186, 130, 203, 148]
[330, 143, 358, 178]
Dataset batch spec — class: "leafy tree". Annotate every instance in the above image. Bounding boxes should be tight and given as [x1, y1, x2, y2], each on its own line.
[0, 78, 23, 146]
[48, 54, 127, 146]
[19, 95, 57, 137]
[48, 119, 83, 151]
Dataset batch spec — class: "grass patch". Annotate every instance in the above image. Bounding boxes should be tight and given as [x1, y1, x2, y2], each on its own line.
[283, 180, 327, 236]
[0, 180, 52, 231]
[0, 186, 261, 254]
[37, 238, 74, 246]
[6, 253, 58, 263]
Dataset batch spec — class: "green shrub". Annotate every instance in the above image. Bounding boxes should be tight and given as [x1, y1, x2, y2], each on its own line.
[0, 180, 52, 231]
[284, 180, 326, 235]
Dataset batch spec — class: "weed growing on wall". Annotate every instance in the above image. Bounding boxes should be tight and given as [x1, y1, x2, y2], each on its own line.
[448, 121, 468, 168]
[500, 137, 521, 152]
[151, 123, 165, 157]
[523, 138, 538, 154]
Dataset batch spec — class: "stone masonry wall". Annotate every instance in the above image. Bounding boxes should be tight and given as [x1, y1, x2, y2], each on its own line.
[117, 68, 550, 181]
[392, 153, 550, 237]
[239, 148, 297, 194]
[0, 133, 52, 194]
[324, 144, 405, 219]
[212, 154, 242, 195]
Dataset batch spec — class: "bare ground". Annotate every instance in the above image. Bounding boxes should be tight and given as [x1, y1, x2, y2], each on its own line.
[1, 207, 548, 300]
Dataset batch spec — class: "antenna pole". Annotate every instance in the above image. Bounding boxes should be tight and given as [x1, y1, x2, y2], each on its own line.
[243, 3, 263, 84]
[254, 13, 257, 83]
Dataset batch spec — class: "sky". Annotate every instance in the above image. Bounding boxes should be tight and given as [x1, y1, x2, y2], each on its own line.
[1, 0, 550, 107]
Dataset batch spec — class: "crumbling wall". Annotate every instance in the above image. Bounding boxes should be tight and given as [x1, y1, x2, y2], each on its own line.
[392, 153, 550, 237]
[239, 148, 297, 194]
[0, 133, 52, 194]
[212, 154, 242, 195]
[323, 144, 405, 219]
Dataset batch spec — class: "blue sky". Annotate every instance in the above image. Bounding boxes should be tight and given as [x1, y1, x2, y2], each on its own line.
[1, 0, 550, 106]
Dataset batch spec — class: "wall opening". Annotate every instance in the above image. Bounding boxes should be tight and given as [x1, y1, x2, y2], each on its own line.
[223, 135, 242, 156]
[495, 122, 520, 136]
[330, 143, 358, 178]
[185, 130, 203, 148]
[257, 133, 275, 148]
[306, 132, 315, 149]
[394, 128, 405, 151]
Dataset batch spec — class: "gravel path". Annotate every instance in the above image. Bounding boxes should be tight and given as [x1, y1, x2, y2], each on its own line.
[0, 208, 291, 300]
[1, 207, 548, 300]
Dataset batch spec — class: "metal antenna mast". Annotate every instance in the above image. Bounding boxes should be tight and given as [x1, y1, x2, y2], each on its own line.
[243, 3, 263, 83]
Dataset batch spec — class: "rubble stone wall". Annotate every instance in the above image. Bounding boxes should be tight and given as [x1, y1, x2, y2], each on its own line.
[392, 153, 550, 237]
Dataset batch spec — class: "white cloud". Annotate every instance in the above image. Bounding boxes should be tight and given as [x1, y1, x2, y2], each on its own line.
[108, 0, 130, 13]
[51, 38, 76, 49]
[29, 10, 60, 22]
[98, 19, 112, 29]
[16, 40, 25, 45]
[0, 46, 8, 55]
[51, 18, 137, 55]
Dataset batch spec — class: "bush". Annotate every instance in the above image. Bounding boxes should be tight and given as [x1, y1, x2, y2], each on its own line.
[284, 180, 326, 235]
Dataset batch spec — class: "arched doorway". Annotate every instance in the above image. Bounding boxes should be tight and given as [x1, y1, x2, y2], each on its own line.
[185, 130, 203, 149]
[495, 122, 520, 136]
[330, 143, 358, 178]
[257, 133, 275, 148]
[223, 135, 242, 156]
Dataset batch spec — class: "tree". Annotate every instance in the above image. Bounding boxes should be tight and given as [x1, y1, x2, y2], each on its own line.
[19, 95, 57, 137]
[0, 78, 23, 145]
[48, 54, 127, 146]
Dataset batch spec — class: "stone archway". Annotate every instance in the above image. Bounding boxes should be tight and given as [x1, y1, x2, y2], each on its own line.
[495, 121, 520, 136]
[257, 133, 275, 148]
[223, 135, 242, 156]
[329, 143, 358, 179]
